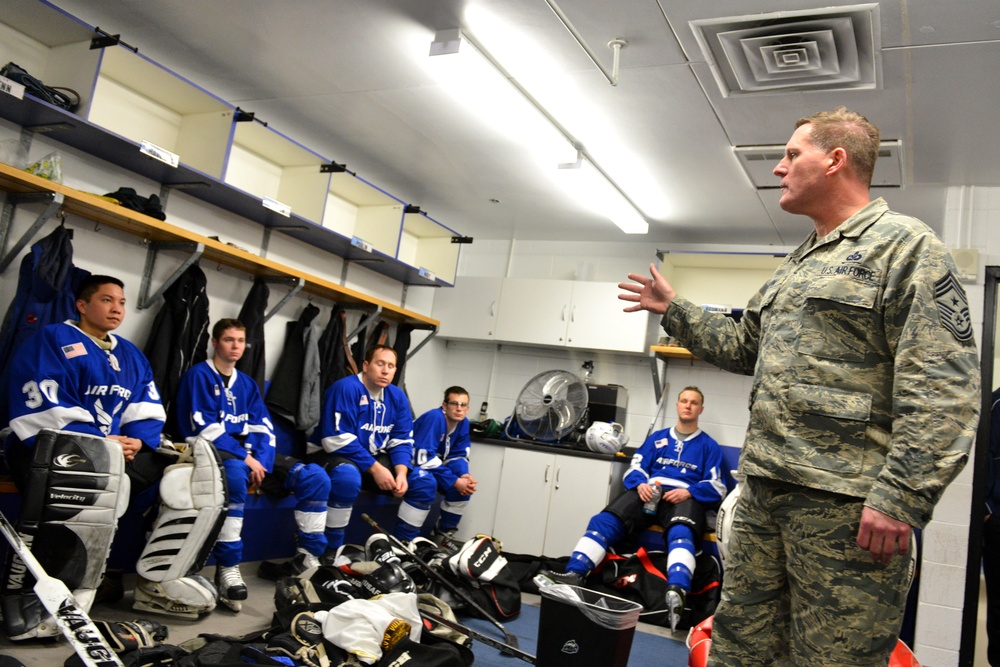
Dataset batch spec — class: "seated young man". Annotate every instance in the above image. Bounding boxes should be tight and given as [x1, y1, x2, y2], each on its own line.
[306, 344, 418, 557]
[174, 318, 331, 612]
[536, 386, 727, 631]
[3, 275, 222, 638]
[398, 385, 478, 543]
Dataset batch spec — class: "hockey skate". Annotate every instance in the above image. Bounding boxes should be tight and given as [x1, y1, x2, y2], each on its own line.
[257, 548, 321, 581]
[133, 574, 217, 619]
[430, 527, 459, 551]
[215, 565, 248, 613]
[532, 569, 584, 590]
[666, 585, 686, 633]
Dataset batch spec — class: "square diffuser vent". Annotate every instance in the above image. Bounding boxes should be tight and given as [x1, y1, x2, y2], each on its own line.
[691, 4, 880, 96]
[734, 140, 903, 188]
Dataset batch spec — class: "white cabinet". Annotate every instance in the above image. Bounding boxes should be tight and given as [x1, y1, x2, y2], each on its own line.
[493, 279, 573, 347]
[491, 448, 613, 557]
[564, 281, 648, 351]
[492, 279, 648, 353]
[453, 441, 506, 542]
[432, 277, 504, 340]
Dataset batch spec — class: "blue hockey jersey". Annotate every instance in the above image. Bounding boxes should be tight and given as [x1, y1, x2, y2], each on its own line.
[174, 360, 276, 471]
[308, 373, 413, 470]
[623, 427, 727, 506]
[7, 321, 165, 447]
[412, 408, 471, 489]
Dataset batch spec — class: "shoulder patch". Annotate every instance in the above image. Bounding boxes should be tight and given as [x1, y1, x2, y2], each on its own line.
[934, 272, 973, 342]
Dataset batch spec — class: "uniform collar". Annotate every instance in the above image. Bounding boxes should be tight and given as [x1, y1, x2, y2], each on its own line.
[790, 198, 888, 260]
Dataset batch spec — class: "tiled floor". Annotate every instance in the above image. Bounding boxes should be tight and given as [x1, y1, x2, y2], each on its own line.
[0, 562, 680, 666]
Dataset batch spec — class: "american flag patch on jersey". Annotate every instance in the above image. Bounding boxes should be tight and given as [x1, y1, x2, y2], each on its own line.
[359, 395, 369, 406]
[61, 342, 87, 359]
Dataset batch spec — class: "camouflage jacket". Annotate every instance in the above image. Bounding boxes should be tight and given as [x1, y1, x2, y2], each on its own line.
[661, 198, 980, 528]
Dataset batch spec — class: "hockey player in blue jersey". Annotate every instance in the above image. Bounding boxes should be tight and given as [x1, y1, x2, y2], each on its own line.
[2, 275, 223, 639]
[399, 386, 478, 542]
[174, 318, 330, 611]
[536, 386, 727, 632]
[307, 344, 416, 555]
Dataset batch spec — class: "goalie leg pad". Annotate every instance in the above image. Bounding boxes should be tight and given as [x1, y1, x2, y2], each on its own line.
[133, 438, 224, 618]
[136, 438, 225, 583]
[133, 573, 217, 619]
[2, 429, 124, 640]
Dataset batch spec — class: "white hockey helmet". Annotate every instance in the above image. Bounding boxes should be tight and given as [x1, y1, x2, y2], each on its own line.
[585, 421, 629, 455]
[716, 483, 741, 566]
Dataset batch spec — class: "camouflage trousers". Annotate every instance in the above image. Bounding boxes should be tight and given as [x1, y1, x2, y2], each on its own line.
[708, 476, 911, 667]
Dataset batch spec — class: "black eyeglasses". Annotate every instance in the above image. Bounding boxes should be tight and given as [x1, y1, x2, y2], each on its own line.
[447, 401, 469, 408]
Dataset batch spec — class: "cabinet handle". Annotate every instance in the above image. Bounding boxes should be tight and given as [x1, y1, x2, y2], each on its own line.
[571, 305, 576, 322]
[554, 465, 561, 490]
[544, 464, 550, 483]
[490, 300, 496, 317]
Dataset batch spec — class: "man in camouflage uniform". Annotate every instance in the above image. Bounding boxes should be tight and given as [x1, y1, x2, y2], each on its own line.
[620, 107, 980, 665]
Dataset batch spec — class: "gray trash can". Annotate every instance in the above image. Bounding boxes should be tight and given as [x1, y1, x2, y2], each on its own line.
[537, 585, 643, 666]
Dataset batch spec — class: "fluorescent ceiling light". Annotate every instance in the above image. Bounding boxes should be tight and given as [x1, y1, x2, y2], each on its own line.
[426, 29, 574, 169]
[428, 28, 647, 235]
[553, 158, 649, 234]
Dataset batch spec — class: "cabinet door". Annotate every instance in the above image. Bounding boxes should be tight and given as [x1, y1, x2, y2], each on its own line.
[493, 279, 574, 346]
[542, 455, 613, 556]
[566, 282, 650, 352]
[454, 442, 506, 542]
[491, 448, 556, 554]
[432, 276, 504, 340]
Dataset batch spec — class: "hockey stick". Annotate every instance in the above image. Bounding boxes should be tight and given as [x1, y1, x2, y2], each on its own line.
[0, 510, 124, 667]
[420, 608, 535, 664]
[360, 513, 520, 650]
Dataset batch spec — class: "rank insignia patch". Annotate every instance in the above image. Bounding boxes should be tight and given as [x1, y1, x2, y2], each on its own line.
[934, 272, 973, 342]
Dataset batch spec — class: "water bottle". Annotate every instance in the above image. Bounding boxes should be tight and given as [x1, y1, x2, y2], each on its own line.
[643, 482, 662, 515]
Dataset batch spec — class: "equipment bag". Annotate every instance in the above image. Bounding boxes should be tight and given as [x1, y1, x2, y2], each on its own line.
[1, 62, 79, 111]
[445, 535, 522, 620]
[591, 547, 721, 631]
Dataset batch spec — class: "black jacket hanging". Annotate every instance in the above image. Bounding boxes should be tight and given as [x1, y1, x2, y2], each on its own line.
[236, 277, 270, 394]
[391, 324, 414, 387]
[317, 304, 357, 391]
[144, 262, 209, 431]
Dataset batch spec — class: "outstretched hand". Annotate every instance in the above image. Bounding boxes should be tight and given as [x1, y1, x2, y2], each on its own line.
[618, 263, 676, 315]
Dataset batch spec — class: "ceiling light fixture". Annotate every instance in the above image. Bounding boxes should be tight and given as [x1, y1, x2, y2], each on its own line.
[429, 28, 648, 235]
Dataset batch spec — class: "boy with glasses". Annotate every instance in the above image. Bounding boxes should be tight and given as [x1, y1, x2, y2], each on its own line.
[399, 386, 478, 543]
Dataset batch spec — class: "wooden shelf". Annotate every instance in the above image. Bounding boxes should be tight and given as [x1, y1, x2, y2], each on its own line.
[0, 0, 463, 287]
[651, 344, 696, 360]
[0, 162, 438, 327]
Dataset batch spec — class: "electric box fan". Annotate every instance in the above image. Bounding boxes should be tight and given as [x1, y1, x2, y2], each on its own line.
[509, 370, 589, 441]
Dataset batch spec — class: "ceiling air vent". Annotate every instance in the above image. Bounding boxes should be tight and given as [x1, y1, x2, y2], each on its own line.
[690, 4, 881, 96]
[734, 140, 903, 188]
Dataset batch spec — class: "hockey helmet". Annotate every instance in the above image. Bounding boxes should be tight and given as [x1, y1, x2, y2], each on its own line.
[359, 562, 416, 598]
[585, 421, 629, 455]
[716, 483, 741, 566]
